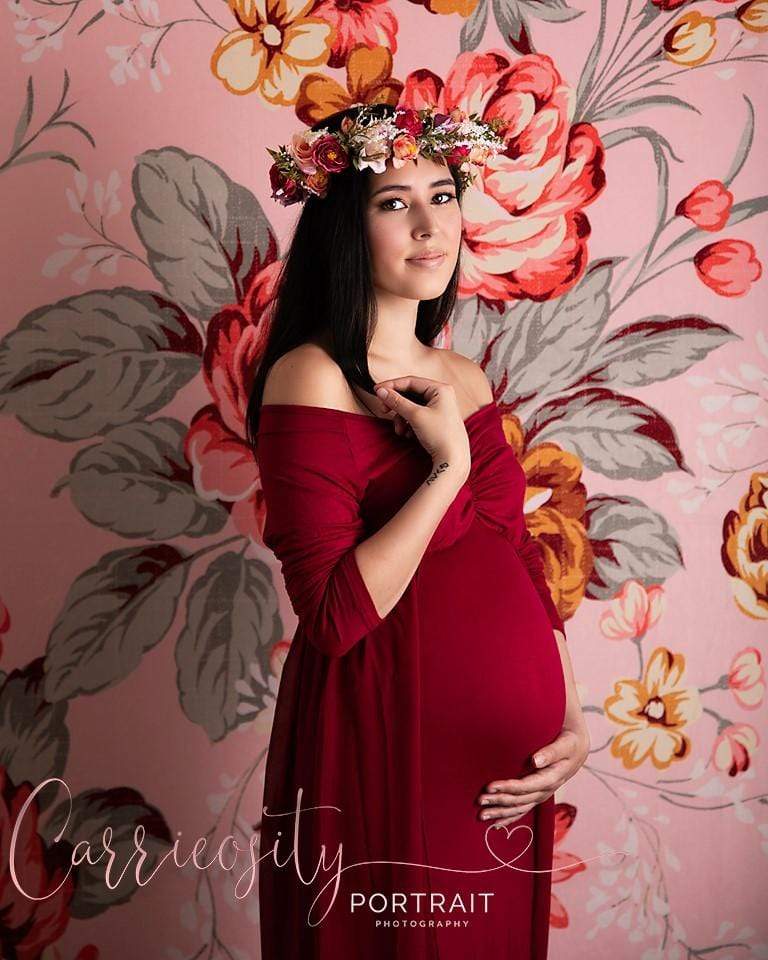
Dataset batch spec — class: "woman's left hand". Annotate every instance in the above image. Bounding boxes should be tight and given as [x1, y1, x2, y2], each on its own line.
[475, 727, 589, 829]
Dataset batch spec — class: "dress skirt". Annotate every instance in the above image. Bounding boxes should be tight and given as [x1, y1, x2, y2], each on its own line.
[255, 400, 568, 959]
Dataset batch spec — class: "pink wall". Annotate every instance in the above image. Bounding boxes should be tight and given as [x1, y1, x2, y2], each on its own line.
[0, 1, 766, 957]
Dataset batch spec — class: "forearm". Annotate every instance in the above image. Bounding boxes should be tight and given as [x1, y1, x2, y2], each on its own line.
[354, 457, 469, 619]
[554, 629, 588, 739]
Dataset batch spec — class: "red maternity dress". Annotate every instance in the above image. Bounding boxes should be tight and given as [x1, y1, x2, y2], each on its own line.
[255, 399, 567, 960]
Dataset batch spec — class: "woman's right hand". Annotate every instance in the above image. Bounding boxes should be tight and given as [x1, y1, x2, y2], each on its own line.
[373, 376, 471, 478]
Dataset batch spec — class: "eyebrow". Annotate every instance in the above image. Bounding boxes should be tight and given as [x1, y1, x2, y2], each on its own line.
[369, 178, 456, 199]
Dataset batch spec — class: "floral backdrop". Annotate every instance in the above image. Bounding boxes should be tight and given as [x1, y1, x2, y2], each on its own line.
[0, 0, 766, 958]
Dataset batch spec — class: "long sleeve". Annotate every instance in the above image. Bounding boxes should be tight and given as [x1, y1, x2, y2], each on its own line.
[255, 405, 384, 657]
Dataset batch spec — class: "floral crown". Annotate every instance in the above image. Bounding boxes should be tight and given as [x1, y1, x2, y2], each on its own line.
[266, 102, 508, 207]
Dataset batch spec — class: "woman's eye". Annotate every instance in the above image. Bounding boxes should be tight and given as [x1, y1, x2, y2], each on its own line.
[379, 192, 457, 211]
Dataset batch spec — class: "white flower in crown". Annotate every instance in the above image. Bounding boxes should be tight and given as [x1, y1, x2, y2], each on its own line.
[352, 120, 394, 174]
[266, 102, 508, 206]
[355, 137, 391, 174]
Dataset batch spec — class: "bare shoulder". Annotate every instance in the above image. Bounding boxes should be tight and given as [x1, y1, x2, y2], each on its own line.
[439, 348, 494, 408]
[262, 342, 359, 411]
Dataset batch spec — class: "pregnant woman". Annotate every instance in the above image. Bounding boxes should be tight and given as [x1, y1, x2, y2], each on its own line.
[247, 102, 589, 959]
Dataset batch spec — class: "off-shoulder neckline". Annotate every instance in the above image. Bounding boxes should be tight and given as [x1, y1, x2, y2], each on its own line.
[259, 400, 497, 427]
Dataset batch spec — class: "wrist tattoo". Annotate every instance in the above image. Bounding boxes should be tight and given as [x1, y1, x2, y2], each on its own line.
[426, 461, 450, 485]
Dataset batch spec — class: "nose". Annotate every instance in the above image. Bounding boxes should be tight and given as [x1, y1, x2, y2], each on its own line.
[412, 209, 439, 237]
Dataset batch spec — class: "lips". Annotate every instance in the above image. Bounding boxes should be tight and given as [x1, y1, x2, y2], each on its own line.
[406, 253, 447, 271]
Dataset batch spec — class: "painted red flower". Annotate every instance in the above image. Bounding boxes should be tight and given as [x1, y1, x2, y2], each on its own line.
[310, 0, 398, 70]
[675, 179, 733, 231]
[184, 258, 282, 542]
[549, 803, 586, 928]
[399, 51, 606, 305]
[693, 239, 762, 296]
[0, 766, 75, 959]
[598, 580, 666, 641]
[711, 723, 759, 776]
[728, 648, 764, 710]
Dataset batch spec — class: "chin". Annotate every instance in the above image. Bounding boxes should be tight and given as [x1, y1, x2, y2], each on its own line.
[403, 280, 450, 298]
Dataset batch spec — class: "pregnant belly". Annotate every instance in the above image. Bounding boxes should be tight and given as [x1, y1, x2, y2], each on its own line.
[416, 518, 566, 824]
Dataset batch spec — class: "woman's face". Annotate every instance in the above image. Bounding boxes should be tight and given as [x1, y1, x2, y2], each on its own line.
[364, 155, 462, 302]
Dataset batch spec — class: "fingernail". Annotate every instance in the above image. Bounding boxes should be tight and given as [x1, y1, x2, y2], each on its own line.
[375, 387, 388, 398]
[533, 755, 545, 768]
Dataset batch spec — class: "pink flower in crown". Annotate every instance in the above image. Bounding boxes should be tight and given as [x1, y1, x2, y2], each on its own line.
[312, 134, 349, 173]
[391, 132, 419, 167]
[289, 132, 317, 174]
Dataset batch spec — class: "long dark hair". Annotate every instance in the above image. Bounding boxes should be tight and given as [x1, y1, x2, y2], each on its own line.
[244, 102, 465, 452]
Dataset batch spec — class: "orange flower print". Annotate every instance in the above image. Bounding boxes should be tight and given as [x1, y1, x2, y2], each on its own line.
[295, 44, 403, 126]
[728, 648, 765, 709]
[398, 51, 606, 305]
[694, 239, 762, 296]
[549, 804, 587, 930]
[604, 648, 703, 771]
[738, 0, 768, 32]
[663, 12, 717, 67]
[721, 472, 768, 617]
[501, 412, 594, 624]
[307, 0, 398, 70]
[410, 0, 481, 17]
[211, 0, 333, 104]
[598, 580, 665, 641]
[711, 723, 759, 776]
[675, 179, 734, 231]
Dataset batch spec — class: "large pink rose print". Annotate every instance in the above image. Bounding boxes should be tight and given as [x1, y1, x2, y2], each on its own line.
[399, 51, 606, 304]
